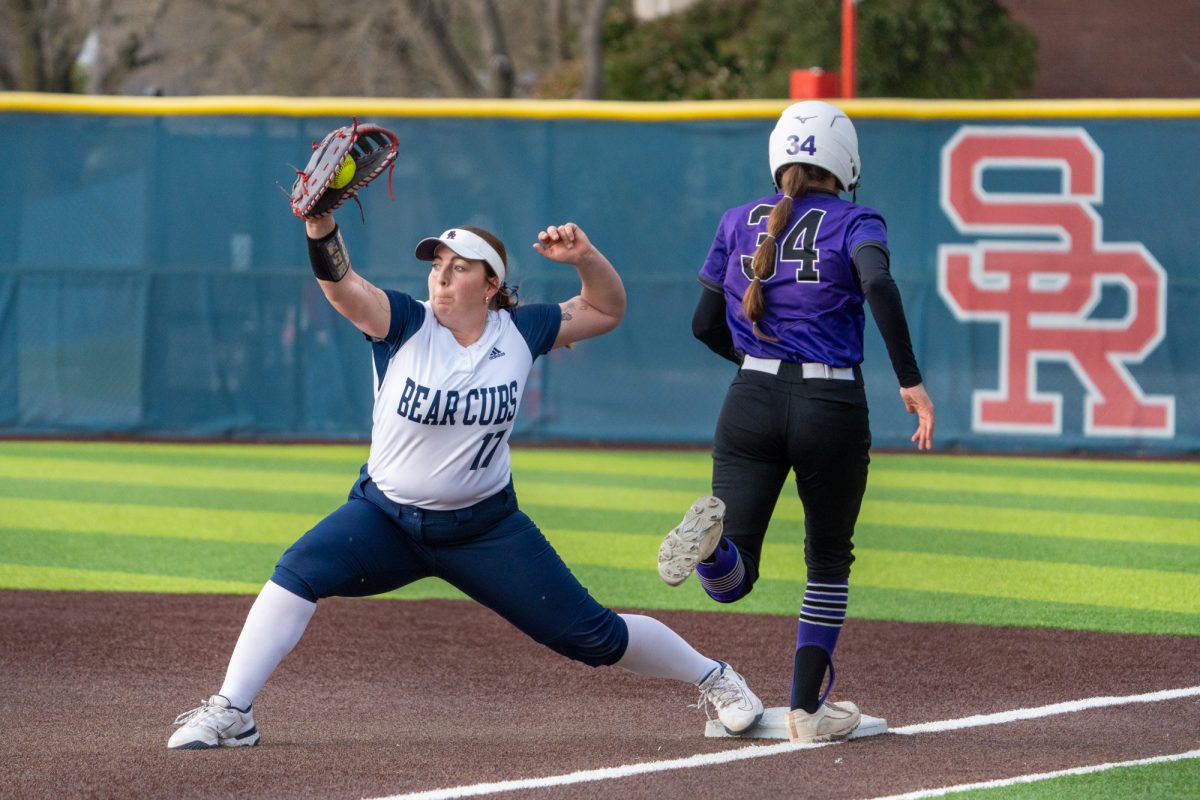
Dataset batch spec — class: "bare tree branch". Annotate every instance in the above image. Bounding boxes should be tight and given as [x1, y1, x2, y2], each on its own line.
[205, 0, 264, 27]
[90, 0, 169, 94]
[474, 0, 513, 97]
[0, 0, 581, 97]
[9, 0, 47, 90]
[548, 0, 570, 65]
[404, 0, 482, 97]
[579, 0, 608, 99]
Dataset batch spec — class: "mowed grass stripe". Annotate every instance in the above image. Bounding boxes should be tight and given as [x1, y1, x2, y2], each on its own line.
[2, 529, 1195, 635]
[515, 485, 1200, 546]
[0, 477, 341, 515]
[869, 467, 1200, 505]
[1, 479, 1191, 556]
[538, 564, 1200, 636]
[1, 442, 1196, 638]
[0, 442, 711, 481]
[6, 515, 1193, 608]
[855, 499, 1196, 546]
[0, 452, 715, 496]
[865, 485, 1199, 520]
[853, 523, 1200, 574]
[4, 444, 1195, 509]
[521, 468, 1199, 515]
[0, 563, 262, 594]
[856, 550, 1199, 615]
[0, 499, 317, 545]
[0, 527, 469, 601]
[0, 454, 353, 495]
[5, 483, 1183, 553]
[535, 529, 1200, 615]
[0, 440, 368, 472]
[513, 449, 713, 479]
[4, 441, 1197, 487]
[813, 582, 1200, 636]
[871, 452, 1200, 485]
[521, 449, 1200, 487]
[0, 528, 282, 583]
[2, 455, 1195, 525]
[0, 456, 710, 499]
[1, 557, 1191, 636]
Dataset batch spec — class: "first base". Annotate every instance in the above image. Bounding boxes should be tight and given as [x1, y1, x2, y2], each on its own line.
[705, 706, 887, 740]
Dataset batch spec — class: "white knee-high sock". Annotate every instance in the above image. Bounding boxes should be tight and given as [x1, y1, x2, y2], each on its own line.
[218, 580, 316, 710]
[614, 613, 720, 685]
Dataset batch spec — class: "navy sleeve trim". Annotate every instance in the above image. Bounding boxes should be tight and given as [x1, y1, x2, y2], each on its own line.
[510, 304, 562, 359]
[370, 291, 425, 386]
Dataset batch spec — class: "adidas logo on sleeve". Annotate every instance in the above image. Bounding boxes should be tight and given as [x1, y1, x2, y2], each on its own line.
[488, 346, 505, 360]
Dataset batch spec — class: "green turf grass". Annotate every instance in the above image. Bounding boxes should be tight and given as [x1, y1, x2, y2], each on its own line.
[948, 751, 1200, 799]
[0, 441, 1197, 636]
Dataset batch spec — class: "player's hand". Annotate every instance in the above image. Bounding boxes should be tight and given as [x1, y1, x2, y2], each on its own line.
[900, 383, 935, 451]
[533, 222, 596, 265]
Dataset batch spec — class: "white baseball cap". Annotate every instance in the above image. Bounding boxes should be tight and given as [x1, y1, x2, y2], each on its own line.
[414, 228, 506, 284]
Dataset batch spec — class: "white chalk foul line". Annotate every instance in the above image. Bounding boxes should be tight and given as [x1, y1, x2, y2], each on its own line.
[890, 684, 1200, 735]
[371, 738, 834, 800]
[368, 685, 1200, 800]
[865, 748, 1200, 800]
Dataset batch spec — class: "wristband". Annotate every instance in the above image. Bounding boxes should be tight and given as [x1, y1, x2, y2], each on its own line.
[308, 225, 350, 282]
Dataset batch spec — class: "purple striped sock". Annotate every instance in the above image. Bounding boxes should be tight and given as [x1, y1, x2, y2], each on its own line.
[695, 539, 748, 603]
[793, 580, 848, 707]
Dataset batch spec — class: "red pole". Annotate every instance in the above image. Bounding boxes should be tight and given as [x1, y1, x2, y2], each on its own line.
[841, 0, 857, 98]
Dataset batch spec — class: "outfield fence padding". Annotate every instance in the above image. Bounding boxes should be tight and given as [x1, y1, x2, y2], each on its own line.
[1, 96, 1197, 454]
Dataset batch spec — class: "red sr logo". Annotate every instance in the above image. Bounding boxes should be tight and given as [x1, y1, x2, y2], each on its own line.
[938, 127, 1174, 437]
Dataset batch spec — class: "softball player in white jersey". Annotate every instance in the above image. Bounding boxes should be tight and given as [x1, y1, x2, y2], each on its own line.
[167, 214, 763, 749]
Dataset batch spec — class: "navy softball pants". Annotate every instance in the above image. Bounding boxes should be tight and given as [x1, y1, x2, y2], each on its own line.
[271, 466, 628, 667]
[711, 364, 871, 588]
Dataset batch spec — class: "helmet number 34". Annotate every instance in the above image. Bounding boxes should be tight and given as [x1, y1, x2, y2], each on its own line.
[787, 135, 817, 156]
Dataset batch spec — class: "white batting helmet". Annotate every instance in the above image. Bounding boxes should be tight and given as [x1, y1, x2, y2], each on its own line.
[768, 100, 861, 192]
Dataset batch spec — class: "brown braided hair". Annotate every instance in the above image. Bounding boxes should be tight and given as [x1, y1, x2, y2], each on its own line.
[742, 163, 834, 340]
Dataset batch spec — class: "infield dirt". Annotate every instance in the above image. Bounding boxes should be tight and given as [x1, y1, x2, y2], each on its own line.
[3, 590, 1197, 799]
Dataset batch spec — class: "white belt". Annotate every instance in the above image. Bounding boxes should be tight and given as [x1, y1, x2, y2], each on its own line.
[742, 355, 855, 380]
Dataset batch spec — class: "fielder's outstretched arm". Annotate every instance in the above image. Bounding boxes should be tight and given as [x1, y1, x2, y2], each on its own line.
[305, 214, 391, 341]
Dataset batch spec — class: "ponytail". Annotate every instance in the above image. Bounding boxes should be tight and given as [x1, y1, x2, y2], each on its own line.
[742, 164, 810, 340]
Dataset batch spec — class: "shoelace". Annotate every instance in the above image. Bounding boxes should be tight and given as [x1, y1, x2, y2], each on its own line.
[172, 698, 223, 727]
[692, 672, 745, 719]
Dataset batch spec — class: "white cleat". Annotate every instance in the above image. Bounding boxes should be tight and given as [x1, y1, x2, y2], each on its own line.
[784, 700, 861, 743]
[168, 694, 260, 750]
[696, 661, 764, 735]
[658, 496, 725, 586]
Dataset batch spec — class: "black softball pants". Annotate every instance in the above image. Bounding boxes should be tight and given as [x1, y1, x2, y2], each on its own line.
[710, 364, 871, 590]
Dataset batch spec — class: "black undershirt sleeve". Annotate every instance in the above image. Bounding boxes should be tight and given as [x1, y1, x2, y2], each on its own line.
[692, 284, 741, 365]
[855, 244, 924, 387]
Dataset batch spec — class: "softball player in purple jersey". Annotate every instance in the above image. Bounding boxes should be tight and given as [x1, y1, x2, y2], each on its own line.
[658, 101, 935, 743]
[167, 214, 762, 749]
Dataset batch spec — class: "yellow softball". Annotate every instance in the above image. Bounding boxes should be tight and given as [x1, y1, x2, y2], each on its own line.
[329, 155, 356, 189]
